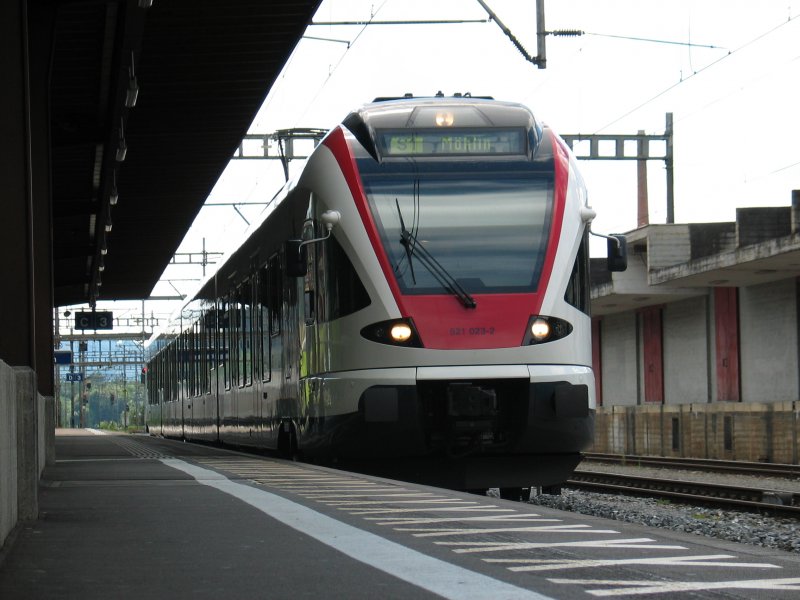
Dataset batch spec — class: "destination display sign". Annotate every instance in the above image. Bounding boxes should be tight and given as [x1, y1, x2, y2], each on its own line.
[378, 128, 525, 156]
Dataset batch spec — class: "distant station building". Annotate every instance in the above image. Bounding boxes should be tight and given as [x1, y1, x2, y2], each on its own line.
[590, 190, 800, 464]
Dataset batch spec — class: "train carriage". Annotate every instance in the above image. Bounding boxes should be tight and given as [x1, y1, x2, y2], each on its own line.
[146, 95, 624, 497]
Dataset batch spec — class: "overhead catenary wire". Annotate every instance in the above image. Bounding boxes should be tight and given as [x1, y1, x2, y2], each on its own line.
[594, 11, 799, 133]
[584, 31, 726, 49]
[294, 0, 392, 127]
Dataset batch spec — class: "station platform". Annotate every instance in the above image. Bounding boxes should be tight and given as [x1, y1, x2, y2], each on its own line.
[1, 430, 799, 599]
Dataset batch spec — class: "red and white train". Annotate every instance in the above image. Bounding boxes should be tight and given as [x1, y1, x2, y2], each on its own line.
[146, 95, 624, 499]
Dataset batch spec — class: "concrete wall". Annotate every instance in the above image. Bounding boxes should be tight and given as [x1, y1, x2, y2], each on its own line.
[600, 312, 639, 406]
[739, 279, 799, 403]
[663, 296, 710, 405]
[0, 360, 52, 551]
[0, 361, 18, 547]
[592, 401, 800, 464]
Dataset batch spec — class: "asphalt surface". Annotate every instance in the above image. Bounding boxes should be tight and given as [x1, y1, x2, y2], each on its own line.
[1, 430, 799, 599]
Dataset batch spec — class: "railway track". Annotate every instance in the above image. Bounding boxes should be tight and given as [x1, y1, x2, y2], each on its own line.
[581, 452, 800, 478]
[566, 469, 800, 518]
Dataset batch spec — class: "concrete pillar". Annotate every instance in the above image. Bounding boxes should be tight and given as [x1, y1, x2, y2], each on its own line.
[0, 0, 56, 399]
[44, 396, 55, 468]
[15, 367, 39, 522]
[636, 130, 649, 227]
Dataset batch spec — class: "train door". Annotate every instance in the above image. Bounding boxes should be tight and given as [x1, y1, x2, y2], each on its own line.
[280, 246, 302, 432]
[257, 261, 279, 447]
[237, 278, 257, 445]
[209, 300, 222, 441]
[300, 219, 324, 436]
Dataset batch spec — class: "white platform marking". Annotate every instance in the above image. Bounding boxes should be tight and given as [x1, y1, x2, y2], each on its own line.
[483, 554, 781, 572]
[549, 577, 800, 596]
[163, 458, 553, 600]
[300, 491, 420, 498]
[439, 538, 687, 553]
[321, 498, 474, 506]
[348, 506, 515, 515]
[371, 515, 560, 526]
[401, 524, 619, 537]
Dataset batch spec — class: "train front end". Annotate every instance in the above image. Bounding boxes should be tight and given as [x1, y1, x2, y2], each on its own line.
[304, 97, 595, 490]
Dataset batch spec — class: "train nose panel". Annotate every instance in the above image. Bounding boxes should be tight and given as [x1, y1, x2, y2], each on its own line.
[447, 382, 497, 420]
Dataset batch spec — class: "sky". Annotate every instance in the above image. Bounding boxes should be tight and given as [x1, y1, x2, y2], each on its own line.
[65, 0, 800, 329]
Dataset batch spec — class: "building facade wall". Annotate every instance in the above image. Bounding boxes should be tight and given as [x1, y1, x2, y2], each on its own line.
[599, 312, 639, 407]
[591, 401, 800, 463]
[663, 296, 710, 405]
[739, 278, 798, 403]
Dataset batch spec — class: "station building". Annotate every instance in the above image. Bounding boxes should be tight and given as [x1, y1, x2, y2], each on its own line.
[589, 190, 800, 464]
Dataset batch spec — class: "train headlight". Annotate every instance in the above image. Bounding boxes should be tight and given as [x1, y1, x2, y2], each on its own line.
[361, 318, 423, 347]
[530, 318, 551, 341]
[390, 323, 413, 343]
[435, 111, 455, 127]
[522, 315, 573, 345]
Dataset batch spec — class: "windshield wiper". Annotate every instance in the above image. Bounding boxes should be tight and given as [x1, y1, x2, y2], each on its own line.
[395, 199, 418, 285]
[395, 200, 477, 309]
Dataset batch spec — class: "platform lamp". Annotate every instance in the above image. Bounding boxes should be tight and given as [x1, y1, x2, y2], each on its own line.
[125, 52, 139, 108]
[116, 118, 127, 162]
[109, 171, 119, 206]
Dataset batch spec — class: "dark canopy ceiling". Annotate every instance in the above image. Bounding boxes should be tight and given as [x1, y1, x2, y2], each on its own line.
[51, 0, 321, 306]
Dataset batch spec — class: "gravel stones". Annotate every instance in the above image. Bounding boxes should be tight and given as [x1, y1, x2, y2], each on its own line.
[524, 474, 800, 554]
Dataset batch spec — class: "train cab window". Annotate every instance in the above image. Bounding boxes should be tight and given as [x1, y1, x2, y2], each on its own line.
[565, 233, 591, 315]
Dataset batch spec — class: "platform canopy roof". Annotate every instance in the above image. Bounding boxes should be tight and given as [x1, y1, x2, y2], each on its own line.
[51, 0, 321, 306]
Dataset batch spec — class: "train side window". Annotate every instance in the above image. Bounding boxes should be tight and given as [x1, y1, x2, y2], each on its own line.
[258, 267, 271, 382]
[188, 324, 195, 397]
[203, 310, 215, 394]
[194, 320, 202, 397]
[229, 291, 240, 388]
[221, 297, 231, 390]
[268, 256, 282, 336]
[240, 281, 253, 387]
[302, 221, 316, 325]
[565, 233, 591, 315]
[325, 235, 371, 321]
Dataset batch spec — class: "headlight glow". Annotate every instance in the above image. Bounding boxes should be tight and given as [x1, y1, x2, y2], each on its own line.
[435, 111, 455, 127]
[530, 318, 551, 341]
[361, 319, 423, 347]
[390, 323, 413, 342]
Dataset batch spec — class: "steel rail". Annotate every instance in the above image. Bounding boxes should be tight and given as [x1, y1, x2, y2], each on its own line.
[566, 470, 800, 518]
[582, 452, 800, 478]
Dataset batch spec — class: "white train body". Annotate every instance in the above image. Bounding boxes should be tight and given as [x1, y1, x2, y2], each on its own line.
[147, 97, 596, 489]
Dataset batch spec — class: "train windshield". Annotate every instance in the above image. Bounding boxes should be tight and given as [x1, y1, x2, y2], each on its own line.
[360, 162, 554, 295]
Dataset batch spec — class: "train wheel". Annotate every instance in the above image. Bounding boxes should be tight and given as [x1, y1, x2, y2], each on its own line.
[540, 484, 562, 495]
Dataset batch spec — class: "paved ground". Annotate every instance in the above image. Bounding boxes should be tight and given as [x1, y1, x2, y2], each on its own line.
[1, 430, 799, 599]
